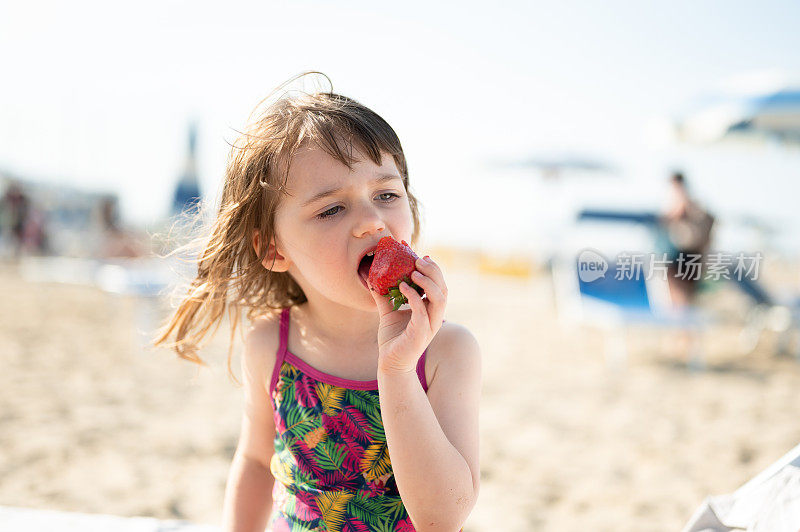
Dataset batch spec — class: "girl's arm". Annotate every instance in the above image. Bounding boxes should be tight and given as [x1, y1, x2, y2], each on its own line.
[221, 322, 280, 531]
[221, 452, 274, 531]
[377, 324, 482, 532]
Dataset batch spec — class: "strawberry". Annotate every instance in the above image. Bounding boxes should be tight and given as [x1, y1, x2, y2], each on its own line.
[367, 236, 425, 310]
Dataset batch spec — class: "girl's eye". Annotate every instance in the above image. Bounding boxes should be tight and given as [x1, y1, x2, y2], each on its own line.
[316, 205, 342, 220]
[377, 192, 401, 203]
[315, 192, 401, 220]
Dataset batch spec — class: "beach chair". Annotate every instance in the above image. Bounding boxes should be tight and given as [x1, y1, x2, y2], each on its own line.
[575, 208, 800, 361]
[724, 263, 800, 360]
[551, 250, 710, 369]
[551, 209, 714, 369]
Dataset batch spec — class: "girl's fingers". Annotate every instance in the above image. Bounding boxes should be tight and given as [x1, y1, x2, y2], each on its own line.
[400, 281, 429, 328]
[369, 286, 394, 317]
[410, 270, 445, 328]
[415, 257, 448, 299]
[411, 270, 444, 300]
[414, 257, 447, 322]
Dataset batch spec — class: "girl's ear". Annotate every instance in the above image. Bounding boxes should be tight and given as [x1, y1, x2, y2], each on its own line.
[252, 229, 291, 272]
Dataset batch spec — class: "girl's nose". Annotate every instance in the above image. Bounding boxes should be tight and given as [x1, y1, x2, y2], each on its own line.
[353, 202, 386, 237]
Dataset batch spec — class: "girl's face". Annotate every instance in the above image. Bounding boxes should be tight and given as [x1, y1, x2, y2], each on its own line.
[273, 142, 415, 310]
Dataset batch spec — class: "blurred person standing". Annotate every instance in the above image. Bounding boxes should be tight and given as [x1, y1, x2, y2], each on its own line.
[659, 171, 715, 308]
[0, 181, 29, 257]
[96, 195, 146, 259]
[0, 181, 49, 258]
[20, 204, 49, 256]
[657, 171, 715, 367]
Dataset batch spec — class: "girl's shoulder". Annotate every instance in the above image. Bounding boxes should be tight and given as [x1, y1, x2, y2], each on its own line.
[244, 308, 285, 386]
[248, 307, 283, 339]
[425, 320, 481, 387]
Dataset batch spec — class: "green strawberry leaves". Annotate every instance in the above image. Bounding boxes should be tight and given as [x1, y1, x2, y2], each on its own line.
[384, 277, 425, 311]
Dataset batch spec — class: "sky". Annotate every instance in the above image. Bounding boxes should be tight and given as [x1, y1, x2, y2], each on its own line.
[1, 0, 799, 256]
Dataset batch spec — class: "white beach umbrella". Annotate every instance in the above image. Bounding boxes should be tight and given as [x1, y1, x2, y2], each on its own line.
[490, 151, 618, 179]
[674, 72, 800, 146]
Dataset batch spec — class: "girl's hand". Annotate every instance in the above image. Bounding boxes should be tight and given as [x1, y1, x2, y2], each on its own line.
[369, 255, 447, 375]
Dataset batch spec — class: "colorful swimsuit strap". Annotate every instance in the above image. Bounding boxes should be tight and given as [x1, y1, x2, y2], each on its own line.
[268, 308, 290, 396]
[278, 306, 290, 357]
[415, 349, 428, 393]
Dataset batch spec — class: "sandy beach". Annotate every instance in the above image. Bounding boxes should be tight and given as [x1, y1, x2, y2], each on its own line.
[1, 253, 799, 531]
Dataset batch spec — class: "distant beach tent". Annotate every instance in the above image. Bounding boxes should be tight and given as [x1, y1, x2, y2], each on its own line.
[171, 121, 202, 217]
[674, 74, 800, 146]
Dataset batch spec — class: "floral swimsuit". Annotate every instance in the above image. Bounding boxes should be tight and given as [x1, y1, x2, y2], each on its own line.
[266, 306, 450, 532]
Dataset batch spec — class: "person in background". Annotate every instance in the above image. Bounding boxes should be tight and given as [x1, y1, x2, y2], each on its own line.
[96, 195, 146, 259]
[0, 181, 31, 258]
[20, 204, 49, 256]
[658, 171, 715, 367]
[0, 180, 50, 258]
[660, 171, 715, 309]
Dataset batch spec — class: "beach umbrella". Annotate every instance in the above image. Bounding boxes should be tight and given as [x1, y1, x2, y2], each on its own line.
[674, 79, 800, 146]
[490, 152, 618, 179]
[171, 122, 202, 217]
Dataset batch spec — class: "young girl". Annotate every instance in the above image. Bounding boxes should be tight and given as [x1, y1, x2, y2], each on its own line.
[153, 72, 481, 532]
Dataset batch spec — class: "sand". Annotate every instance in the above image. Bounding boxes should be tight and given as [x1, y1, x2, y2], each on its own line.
[1, 255, 799, 531]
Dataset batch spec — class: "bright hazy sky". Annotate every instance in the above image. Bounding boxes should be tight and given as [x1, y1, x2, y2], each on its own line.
[1, 0, 799, 252]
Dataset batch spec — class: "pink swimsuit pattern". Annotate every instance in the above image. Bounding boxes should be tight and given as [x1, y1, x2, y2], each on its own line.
[265, 306, 457, 532]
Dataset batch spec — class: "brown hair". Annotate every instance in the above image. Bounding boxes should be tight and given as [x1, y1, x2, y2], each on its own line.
[151, 72, 422, 386]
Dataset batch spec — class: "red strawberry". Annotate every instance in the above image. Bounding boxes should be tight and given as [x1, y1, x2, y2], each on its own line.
[367, 236, 425, 310]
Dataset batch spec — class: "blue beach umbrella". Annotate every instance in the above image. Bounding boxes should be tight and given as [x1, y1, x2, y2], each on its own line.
[675, 81, 800, 146]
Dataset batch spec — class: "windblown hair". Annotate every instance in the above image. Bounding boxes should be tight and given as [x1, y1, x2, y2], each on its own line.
[151, 72, 422, 386]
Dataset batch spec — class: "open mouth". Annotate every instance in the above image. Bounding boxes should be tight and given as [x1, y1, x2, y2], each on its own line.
[358, 254, 374, 289]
